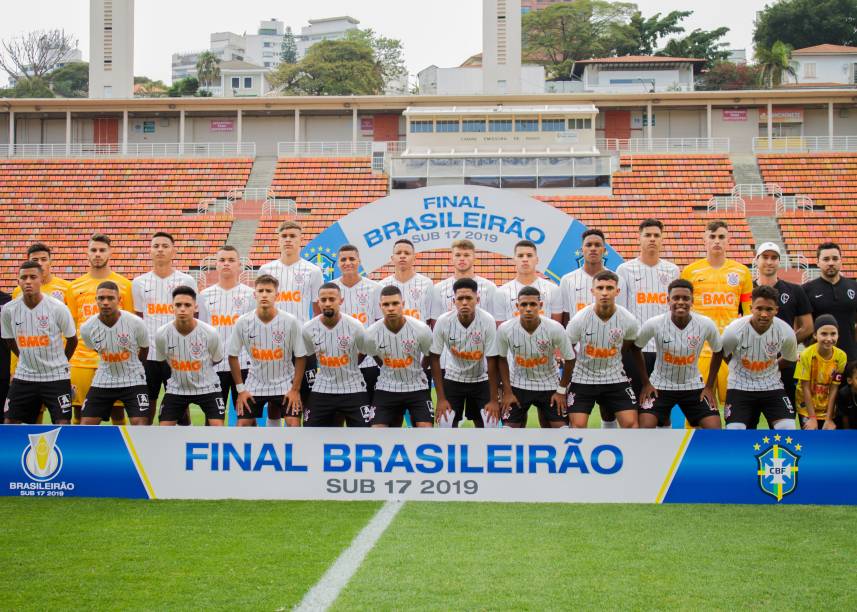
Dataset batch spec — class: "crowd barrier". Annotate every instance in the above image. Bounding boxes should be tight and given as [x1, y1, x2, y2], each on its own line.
[3, 426, 855, 505]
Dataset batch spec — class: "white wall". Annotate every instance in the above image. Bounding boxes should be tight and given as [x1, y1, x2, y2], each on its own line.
[244, 116, 294, 156]
[89, 0, 134, 98]
[585, 67, 692, 92]
[483, 0, 523, 94]
[789, 55, 857, 85]
[711, 107, 760, 153]
[804, 107, 857, 136]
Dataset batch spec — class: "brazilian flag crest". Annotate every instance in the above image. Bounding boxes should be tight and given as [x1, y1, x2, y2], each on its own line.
[303, 246, 338, 282]
[756, 441, 800, 502]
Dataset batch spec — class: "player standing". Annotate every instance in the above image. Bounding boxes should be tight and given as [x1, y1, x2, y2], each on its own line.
[133, 232, 197, 424]
[636, 279, 723, 429]
[68, 234, 135, 425]
[154, 286, 225, 426]
[0, 290, 10, 411]
[616, 219, 680, 398]
[794, 314, 846, 430]
[228, 275, 305, 427]
[493, 286, 574, 428]
[565, 271, 642, 429]
[803, 242, 857, 361]
[197, 246, 255, 409]
[365, 286, 434, 428]
[434, 240, 498, 317]
[258, 220, 323, 405]
[332, 244, 381, 402]
[79, 282, 151, 426]
[430, 278, 499, 427]
[496, 240, 559, 322]
[370, 239, 439, 325]
[681, 220, 753, 405]
[12, 243, 71, 303]
[302, 283, 373, 427]
[721, 285, 798, 430]
[2, 262, 77, 424]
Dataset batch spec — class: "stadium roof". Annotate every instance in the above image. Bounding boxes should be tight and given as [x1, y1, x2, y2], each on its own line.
[575, 56, 705, 65]
[792, 44, 857, 55]
[404, 104, 598, 116]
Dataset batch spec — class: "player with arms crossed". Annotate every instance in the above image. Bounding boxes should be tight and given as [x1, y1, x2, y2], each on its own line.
[79, 281, 151, 426]
[332, 244, 381, 402]
[565, 271, 642, 428]
[303, 283, 373, 427]
[721, 285, 799, 430]
[493, 286, 574, 428]
[636, 279, 723, 429]
[496, 240, 559, 322]
[154, 286, 225, 427]
[2, 262, 77, 424]
[228, 275, 305, 428]
[198, 246, 255, 409]
[365, 286, 434, 428]
[430, 278, 499, 427]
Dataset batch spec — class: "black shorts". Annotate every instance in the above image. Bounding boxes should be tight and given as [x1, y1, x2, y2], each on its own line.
[305, 391, 371, 427]
[160, 392, 225, 423]
[505, 386, 563, 425]
[361, 366, 379, 403]
[217, 370, 247, 406]
[371, 389, 433, 426]
[567, 382, 638, 415]
[82, 385, 151, 420]
[724, 388, 795, 428]
[299, 354, 317, 399]
[443, 379, 490, 427]
[623, 351, 656, 398]
[238, 395, 287, 421]
[780, 363, 797, 412]
[5, 379, 73, 424]
[645, 388, 719, 427]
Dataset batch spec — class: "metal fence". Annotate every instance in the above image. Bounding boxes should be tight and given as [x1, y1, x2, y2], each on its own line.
[707, 195, 746, 214]
[775, 195, 815, 215]
[732, 183, 782, 198]
[598, 138, 731, 154]
[752, 136, 857, 153]
[0, 142, 256, 158]
[388, 155, 615, 180]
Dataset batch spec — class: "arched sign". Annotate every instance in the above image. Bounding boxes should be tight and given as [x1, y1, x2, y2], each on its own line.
[301, 186, 623, 280]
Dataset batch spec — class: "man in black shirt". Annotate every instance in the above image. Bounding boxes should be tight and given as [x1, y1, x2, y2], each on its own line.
[754, 243, 813, 402]
[803, 242, 857, 361]
[0, 290, 11, 415]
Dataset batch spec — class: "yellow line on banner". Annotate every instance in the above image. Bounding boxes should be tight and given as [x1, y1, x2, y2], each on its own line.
[120, 426, 157, 499]
[656, 429, 693, 504]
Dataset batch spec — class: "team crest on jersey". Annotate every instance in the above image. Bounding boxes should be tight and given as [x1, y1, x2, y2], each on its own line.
[401, 338, 417, 354]
[356, 291, 368, 306]
[189, 339, 205, 358]
[37, 315, 49, 329]
[337, 335, 352, 351]
[849, 289, 856, 300]
[272, 330, 286, 345]
[686, 335, 701, 350]
[408, 287, 423, 302]
[536, 338, 552, 354]
[292, 271, 306, 287]
[764, 339, 780, 357]
[468, 330, 483, 345]
[608, 328, 624, 346]
[116, 332, 131, 348]
[232, 296, 246, 309]
[726, 272, 740, 287]
[780, 293, 790, 304]
[658, 272, 672, 287]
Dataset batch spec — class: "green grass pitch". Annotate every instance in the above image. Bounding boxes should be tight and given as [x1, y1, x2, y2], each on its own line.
[2, 499, 855, 610]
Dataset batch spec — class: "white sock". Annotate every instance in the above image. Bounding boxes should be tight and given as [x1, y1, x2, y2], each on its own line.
[267, 418, 281, 428]
[726, 422, 746, 430]
[773, 419, 797, 430]
[601, 420, 618, 429]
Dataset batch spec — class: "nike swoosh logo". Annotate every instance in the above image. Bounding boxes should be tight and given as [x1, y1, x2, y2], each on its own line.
[208, 301, 217, 306]
[585, 332, 593, 336]
[249, 335, 257, 339]
[575, 287, 585, 292]
[512, 344, 521, 349]
[634, 277, 642, 282]
[377, 344, 386, 349]
[314, 341, 323, 346]
[144, 289, 152, 293]
[739, 345, 750, 351]
[167, 345, 176, 350]
[662, 339, 671, 344]
[815, 295, 823, 298]
[14, 321, 22, 326]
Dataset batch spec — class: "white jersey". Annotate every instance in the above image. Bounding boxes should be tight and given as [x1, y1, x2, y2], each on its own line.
[566, 305, 640, 385]
[616, 258, 680, 352]
[370, 273, 440, 323]
[430, 308, 497, 383]
[496, 277, 560, 321]
[1, 295, 75, 382]
[227, 310, 307, 397]
[635, 313, 722, 390]
[80, 311, 149, 389]
[492, 316, 574, 391]
[154, 320, 222, 396]
[434, 275, 499, 318]
[721, 316, 798, 391]
[366, 316, 433, 393]
[332, 276, 380, 368]
[302, 315, 369, 394]
[558, 267, 630, 317]
[132, 270, 197, 351]
[197, 283, 256, 372]
[258, 258, 324, 323]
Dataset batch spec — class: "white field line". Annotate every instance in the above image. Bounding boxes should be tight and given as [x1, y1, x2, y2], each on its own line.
[293, 500, 404, 611]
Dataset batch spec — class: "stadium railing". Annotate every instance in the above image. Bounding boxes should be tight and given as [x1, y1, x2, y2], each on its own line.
[387, 155, 616, 180]
[0, 142, 256, 158]
[732, 183, 782, 198]
[752, 136, 857, 153]
[707, 195, 746, 213]
[775, 194, 814, 214]
[277, 141, 408, 157]
[597, 138, 731, 154]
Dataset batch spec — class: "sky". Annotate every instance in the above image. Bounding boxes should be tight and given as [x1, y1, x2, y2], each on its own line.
[2, 0, 771, 84]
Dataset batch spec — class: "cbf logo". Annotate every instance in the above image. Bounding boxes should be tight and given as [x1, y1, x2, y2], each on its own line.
[303, 246, 337, 281]
[21, 428, 63, 482]
[754, 434, 801, 502]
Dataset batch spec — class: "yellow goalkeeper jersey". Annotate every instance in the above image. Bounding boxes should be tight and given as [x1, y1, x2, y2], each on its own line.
[681, 258, 753, 333]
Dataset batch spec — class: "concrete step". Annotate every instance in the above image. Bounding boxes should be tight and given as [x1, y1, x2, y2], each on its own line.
[746, 216, 787, 255]
[225, 218, 260, 258]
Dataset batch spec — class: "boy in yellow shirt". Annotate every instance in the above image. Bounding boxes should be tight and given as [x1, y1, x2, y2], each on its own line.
[795, 315, 846, 430]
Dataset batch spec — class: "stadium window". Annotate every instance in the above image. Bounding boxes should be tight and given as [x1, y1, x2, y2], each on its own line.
[244, 77, 253, 89]
[462, 120, 487, 133]
[515, 119, 538, 132]
[410, 120, 434, 133]
[489, 119, 513, 132]
[231, 77, 240, 89]
[436, 120, 460, 133]
[541, 119, 565, 132]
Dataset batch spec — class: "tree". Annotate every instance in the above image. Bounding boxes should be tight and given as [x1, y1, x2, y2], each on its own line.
[134, 76, 168, 97]
[344, 29, 408, 93]
[658, 27, 731, 69]
[754, 0, 857, 51]
[698, 61, 762, 90]
[49, 61, 88, 97]
[756, 41, 798, 88]
[0, 29, 78, 80]
[270, 39, 383, 95]
[195, 51, 220, 88]
[522, 0, 636, 80]
[612, 10, 691, 56]
[280, 26, 298, 64]
[168, 76, 200, 97]
[1, 77, 55, 98]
